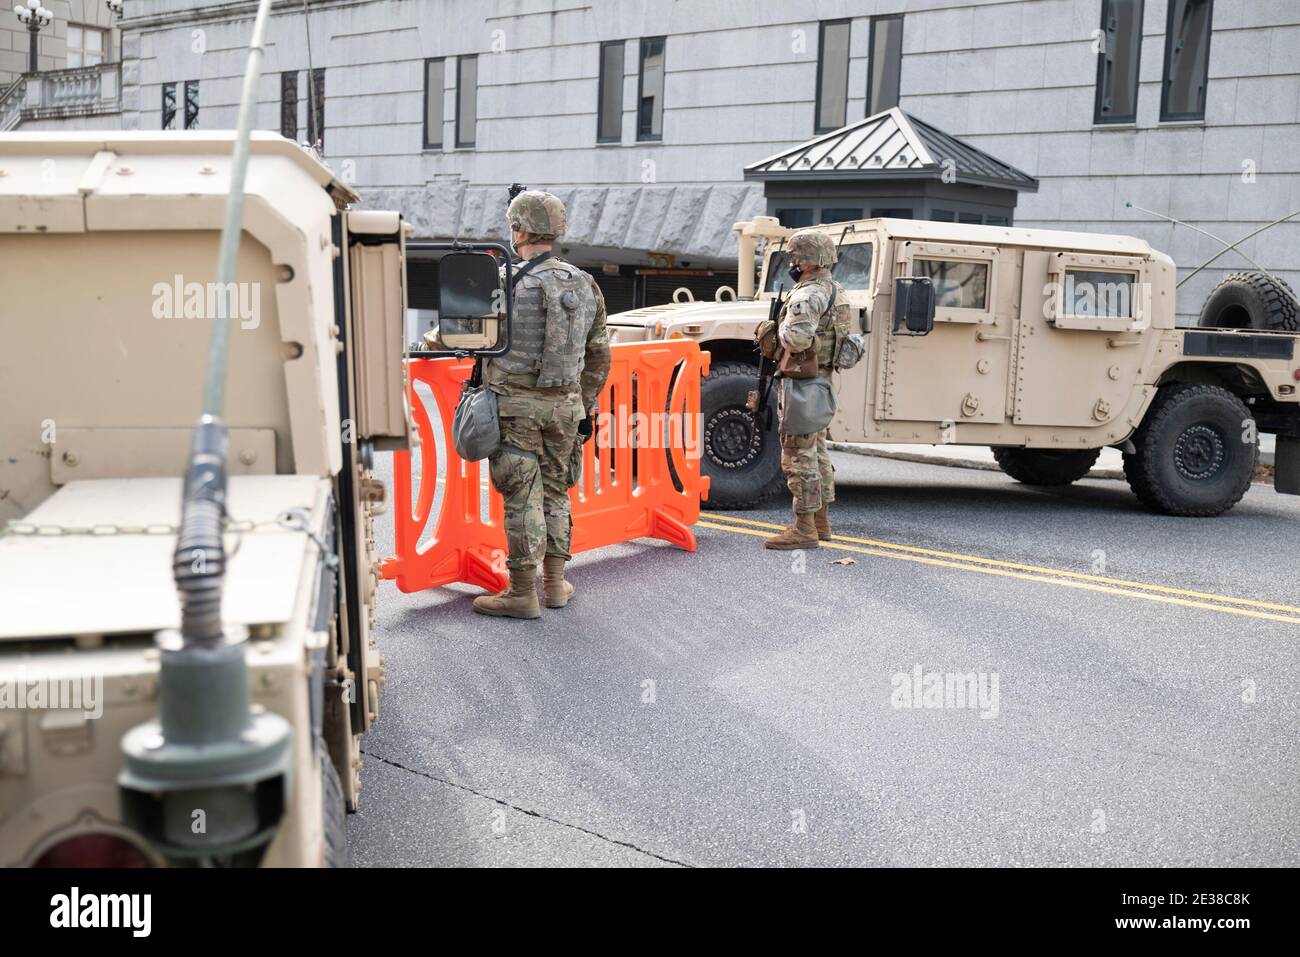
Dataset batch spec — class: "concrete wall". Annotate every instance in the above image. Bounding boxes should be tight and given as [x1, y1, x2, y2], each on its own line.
[49, 0, 1300, 319]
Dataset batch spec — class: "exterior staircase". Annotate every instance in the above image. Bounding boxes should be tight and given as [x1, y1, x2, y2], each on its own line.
[0, 62, 121, 131]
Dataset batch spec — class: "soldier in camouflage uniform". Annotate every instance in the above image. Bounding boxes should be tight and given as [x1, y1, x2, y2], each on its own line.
[473, 190, 612, 619]
[759, 229, 851, 550]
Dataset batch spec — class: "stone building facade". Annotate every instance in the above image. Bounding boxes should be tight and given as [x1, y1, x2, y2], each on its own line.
[5, 0, 1297, 319]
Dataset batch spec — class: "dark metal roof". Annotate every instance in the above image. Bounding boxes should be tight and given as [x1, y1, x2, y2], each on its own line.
[744, 108, 1038, 193]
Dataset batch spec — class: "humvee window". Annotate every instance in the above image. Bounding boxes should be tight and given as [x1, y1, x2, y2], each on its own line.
[763, 250, 791, 292]
[915, 258, 989, 310]
[832, 242, 874, 290]
[1063, 269, 1136, 318]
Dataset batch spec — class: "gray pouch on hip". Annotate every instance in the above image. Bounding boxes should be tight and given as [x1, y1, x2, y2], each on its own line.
[779, 376, 837, 434]
[452, 383, 501, 461]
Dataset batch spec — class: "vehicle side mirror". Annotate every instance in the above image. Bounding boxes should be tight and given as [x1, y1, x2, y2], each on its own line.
[406, 243, 513, 357]
[893, 276, 935, 336]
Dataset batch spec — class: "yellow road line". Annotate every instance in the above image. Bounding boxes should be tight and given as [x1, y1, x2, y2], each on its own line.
[701, 511, 1300, 617]
[696, 519, 1300, 627]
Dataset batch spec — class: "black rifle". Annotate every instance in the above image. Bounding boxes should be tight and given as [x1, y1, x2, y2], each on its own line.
[508, 182, 528, 201]
[753, 281, 785, 430]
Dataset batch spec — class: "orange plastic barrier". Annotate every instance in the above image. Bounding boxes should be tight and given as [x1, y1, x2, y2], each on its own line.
[380, 340, 711, 594]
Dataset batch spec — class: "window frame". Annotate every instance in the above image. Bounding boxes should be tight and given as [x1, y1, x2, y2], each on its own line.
[597, 40, 625, 144]
[161, 81, 177, 130]
[1047, 252, 1150, 332]
[815, 18, 851, 134]
[423, 57, 445, 150]
[866, 14, 904, 116]
[304, 68, 325, 149]
[67, 24, 108, 68]
[183, 79, 200, 131]
[1093, 0, 1144, 125]
[1160, 0, 1213, 122]
[636, 36, 666, 142]
[900, 241, 998, 325]
[280, 71, 298, 141]
[456, 54, 478, 149]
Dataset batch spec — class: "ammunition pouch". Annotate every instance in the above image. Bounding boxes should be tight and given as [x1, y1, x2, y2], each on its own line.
[777, 336, 821, 380]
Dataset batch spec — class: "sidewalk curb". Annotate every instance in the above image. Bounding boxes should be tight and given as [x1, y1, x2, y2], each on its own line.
[828, 442, 1127, 481]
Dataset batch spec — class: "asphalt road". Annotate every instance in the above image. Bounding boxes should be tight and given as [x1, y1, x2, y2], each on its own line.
[348, 451, 1300, 867]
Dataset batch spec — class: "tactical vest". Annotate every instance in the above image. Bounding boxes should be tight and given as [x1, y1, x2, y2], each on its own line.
[783, 276, 851, 373]
[492, 258, 598, 388]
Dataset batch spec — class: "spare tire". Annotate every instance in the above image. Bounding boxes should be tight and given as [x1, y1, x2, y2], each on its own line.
[1198, 271, 1299, 331]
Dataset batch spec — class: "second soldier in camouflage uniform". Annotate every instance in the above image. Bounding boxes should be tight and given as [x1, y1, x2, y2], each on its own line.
[473, 190, 612, 619]
[759, 230, 851, 549]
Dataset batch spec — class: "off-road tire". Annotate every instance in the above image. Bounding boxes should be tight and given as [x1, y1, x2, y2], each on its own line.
[1123, 384, 1257, 517]
[1198, 271, 1299, 331]
[321, 741, 349, 867]
[991, 447, 1101, 486]
[699, 361, 786, 509]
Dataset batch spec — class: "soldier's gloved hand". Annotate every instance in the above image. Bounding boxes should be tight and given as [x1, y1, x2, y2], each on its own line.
[578, 415, 595, 444]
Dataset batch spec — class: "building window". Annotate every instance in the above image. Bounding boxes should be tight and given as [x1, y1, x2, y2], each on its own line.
[1095, 0, 1144, 124]
[1161, 0, 1213, 121]
[775, 208, 815, 228]
[280, 71, 298, 141]
[871, 206, 913, 219]
[866, 15, 903, 115]
[598, 40, 624, 143]
[303, 68, 325, 148]
[930, 209, 955, 222]
[820, 207, 862, 223]
[67, 25, 107, 67]
[161, 82, 176, 130]
[816, 19, 850, 133]
[184, 80, 200, 130]
[637, 37, 665, 141]
[456, 55, 477, 148]
[424, 58, 444, 149]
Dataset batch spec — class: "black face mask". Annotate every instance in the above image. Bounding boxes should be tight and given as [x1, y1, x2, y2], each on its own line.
[787, 264, 804, 285]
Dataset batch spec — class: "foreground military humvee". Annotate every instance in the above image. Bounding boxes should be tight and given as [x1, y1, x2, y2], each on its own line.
[0, 131, 504, 866]
[609, 216, 1300, 516]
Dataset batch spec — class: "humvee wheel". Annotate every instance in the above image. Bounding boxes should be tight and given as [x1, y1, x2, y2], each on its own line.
[991, 447, 1100, 486]
[321, 741, 349, 867]
[1123, 384, 1257, 517]
[699, 361, 786, 509]
[1198, 271, 1299, 331]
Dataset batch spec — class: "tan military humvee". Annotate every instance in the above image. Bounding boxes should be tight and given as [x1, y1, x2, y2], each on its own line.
[609, 216, 1300, 516]
[0, 132, 505, 866]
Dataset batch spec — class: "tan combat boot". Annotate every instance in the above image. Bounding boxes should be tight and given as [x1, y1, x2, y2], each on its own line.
[814, 505, 831, 541]
[541, 555, 574, 609]
[472, 567, 542, 620]
[764, 510, 820, 550]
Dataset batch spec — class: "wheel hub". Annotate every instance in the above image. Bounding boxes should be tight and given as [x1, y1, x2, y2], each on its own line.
[705, 408, 761, 468]
[1173, 424, 1226, 480]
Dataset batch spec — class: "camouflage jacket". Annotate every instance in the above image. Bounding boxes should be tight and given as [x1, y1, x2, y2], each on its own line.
[778, 271, 850, 373]
[487, 253, 612, 412]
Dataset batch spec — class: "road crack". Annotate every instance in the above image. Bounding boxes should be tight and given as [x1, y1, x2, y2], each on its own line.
[362, 749, 693, 867]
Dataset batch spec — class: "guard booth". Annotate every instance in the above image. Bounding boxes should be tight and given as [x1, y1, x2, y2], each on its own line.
[744, 107, 1038, 229]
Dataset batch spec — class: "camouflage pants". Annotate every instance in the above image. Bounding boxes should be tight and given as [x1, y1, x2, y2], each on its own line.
[779, 428, 834, 515]
[489, 393, 584, 571]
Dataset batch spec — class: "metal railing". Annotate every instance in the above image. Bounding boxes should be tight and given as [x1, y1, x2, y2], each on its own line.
[0, 62, 121, 131]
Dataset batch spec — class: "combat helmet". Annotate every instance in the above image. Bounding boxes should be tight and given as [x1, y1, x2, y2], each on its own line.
[507, 190, 567, 240]
[786, 229, 837, 268]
